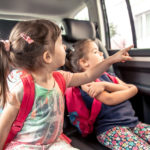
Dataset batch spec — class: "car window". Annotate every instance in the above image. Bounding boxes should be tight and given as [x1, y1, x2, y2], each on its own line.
[74, 6, 89, 21]
[105, 0, 133, 50]
[130, 0, 150, 48]
[61, 6, 89, 35]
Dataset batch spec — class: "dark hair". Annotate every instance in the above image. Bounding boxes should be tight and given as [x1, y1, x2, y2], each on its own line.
[0, 19, 61, 107]
[9, 19, 61, 70]
[0, 42, 11, 107]
[65, 39, 93, 73]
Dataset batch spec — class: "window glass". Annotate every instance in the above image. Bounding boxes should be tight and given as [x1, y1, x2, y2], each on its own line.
[74, 7, 89, 21]
[130, 0, 150, 48]
[61, 6, 89, 35]
[135, 15, 142, 40]
[59, 23, 66, 35]
[105, 0, 133, 50]
[146, 13, 150, 37]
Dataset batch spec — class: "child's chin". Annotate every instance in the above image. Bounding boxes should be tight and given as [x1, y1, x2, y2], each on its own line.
[60, 61, 65, 67]
[99, 59, 104, 63]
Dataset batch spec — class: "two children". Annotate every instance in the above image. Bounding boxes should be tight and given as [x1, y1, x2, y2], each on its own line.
[0, 19, 132, 149]
[65, 39, 150, 149]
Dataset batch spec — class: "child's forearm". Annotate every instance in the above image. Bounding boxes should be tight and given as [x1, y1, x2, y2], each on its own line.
[69, 57, 114, 87]
[96, 85, 138, 105]
[85, 45, 133, 82]
[69, 46, 132, 87]
[85, 57, 115, 82]
[102, 82, 129, 92]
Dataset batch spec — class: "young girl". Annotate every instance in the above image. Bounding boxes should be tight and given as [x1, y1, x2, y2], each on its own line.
[0, 19, 132, 150]
[65, 39, 150, 149]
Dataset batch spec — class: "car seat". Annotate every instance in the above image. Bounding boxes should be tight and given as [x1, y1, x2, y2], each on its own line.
[0, 19, 18, 39]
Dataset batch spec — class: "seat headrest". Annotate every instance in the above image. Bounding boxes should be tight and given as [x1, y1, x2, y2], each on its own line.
[63, 18, 96, 42]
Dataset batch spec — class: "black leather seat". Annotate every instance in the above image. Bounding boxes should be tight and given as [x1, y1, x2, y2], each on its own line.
[0, 19, 18, 39]
[62, 18, 110, 150]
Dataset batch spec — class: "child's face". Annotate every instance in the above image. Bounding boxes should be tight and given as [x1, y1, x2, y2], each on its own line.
[86, 41, 104, 69]
[52, 35, 66, 68]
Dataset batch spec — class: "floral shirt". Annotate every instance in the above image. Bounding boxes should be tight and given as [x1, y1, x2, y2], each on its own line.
[5, 70, 73, 149]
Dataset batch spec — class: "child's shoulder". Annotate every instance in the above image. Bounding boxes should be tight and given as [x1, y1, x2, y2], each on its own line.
[8, 69, 23, 87]
[54, 70, 73, 87]
[8, 69, 24, 103]
[100, 72, 118, 83]
[55, 70, 73, 76]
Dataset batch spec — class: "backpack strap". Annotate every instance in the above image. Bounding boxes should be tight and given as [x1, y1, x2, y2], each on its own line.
[88, 74, 117, 126]
[104, 72, 118, 84]
[52, 72, 71, 143]
[87, 79, 102, 135]
[4, 73, 35, 148]
[88, 99, 102, 127]
[53, 72, 66, 95]
[87, 73, 118, 127]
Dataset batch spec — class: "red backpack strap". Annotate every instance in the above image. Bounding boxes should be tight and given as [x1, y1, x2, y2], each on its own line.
[87, 73, 117, 127]
[53, 72, 66, 95]
[104, 72, 118, 84]
[88, 98, 102, 127]
[87, 78, 102, 134]
[87, 73, 118, 124]
[53, 72, 71, 143]
[4, 73, 35, 148]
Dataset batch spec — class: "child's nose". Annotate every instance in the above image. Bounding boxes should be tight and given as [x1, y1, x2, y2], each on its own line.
[99, 52, 103, 56]
[64, 44, 66, 51]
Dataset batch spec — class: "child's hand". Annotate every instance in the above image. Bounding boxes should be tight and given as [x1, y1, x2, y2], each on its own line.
[81, 82, 105, 98]
[111, 45, 133, 63]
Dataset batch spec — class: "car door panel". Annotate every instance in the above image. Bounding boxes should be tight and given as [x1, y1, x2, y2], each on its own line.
[108, 49, 150, 124]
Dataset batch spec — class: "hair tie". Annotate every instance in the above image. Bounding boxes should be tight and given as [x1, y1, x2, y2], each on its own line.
[1, 40, 10, 52]
[20, 33, 34, 44]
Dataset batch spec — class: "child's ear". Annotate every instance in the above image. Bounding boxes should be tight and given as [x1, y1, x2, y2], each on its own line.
[43, 50, 52, 63]
[79, 58, 89, 70]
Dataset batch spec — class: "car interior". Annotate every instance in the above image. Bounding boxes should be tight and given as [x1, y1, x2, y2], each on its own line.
[0, 0, 150, 149]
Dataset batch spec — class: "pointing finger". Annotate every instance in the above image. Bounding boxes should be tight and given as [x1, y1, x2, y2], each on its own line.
[121, 45, 134, 53]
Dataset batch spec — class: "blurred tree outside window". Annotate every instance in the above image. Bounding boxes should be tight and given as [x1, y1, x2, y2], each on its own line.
[105, 0, 133, 50]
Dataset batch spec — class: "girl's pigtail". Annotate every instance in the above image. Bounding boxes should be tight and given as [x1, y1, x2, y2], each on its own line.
[64, 48, 74, 72]
[0, 41, 11, 107]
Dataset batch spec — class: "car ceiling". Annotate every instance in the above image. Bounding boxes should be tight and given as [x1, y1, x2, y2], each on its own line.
[0, 0, 86, 21]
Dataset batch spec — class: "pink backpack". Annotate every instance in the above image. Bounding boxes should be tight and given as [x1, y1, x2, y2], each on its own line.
[65, 72, 118, 137]
[65, 79, 102, 137]
[4, 70, 68, 149]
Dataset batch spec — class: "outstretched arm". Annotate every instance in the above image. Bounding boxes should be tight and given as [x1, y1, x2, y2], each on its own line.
[68, 45, 133, 87]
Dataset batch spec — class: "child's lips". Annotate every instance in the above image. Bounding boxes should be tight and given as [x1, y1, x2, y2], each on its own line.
[99, 57, 104, 62]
